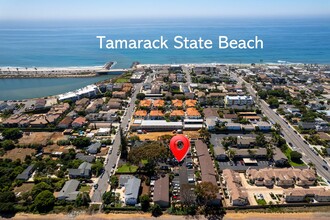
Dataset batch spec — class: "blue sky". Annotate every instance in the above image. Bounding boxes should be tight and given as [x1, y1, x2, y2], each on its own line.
[0, 0, 329, 20]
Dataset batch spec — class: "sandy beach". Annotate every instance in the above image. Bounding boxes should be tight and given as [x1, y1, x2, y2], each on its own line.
[8, 212, 330, 220]
[0, 66, 104, 78]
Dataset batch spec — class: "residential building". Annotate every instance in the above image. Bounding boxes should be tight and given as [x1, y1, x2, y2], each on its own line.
[87, 142, 101, 154]
[72, 117, 87, 128]
[153, 174, 170, 208]
[284, 188, 330, 203]
[170, 110, 185, 120]
[16, 164, 35, 181]
[172, 99, 183, 108]
[246, 168, 316, 187]
[186, 108, 201, 119]
[225, 95, 253, 106]
[56, 180, 80, 201]
[205, 116, 218, 131]
[134, 110, 148, 119]
[68, 162, 92, 179]
[124, 177, 141, 205]
[149, 110, 164, 120]
[57, 116, 73, 129]
[222, 169, 248, 206]
[255, 121, 272, 131]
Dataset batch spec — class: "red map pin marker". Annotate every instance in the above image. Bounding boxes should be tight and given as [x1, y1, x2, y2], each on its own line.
[170, 135, 190, 162]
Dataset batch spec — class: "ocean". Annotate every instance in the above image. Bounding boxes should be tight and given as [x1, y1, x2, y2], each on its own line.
[0, 17, 329, 100]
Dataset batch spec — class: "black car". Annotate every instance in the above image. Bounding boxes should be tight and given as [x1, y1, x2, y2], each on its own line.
[323, 165, 329, 171]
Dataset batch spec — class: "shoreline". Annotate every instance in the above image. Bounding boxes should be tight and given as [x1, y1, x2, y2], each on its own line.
[0, 66, 101, 79]
[1, 62, 328, 79]
[10, 211, 330, 220]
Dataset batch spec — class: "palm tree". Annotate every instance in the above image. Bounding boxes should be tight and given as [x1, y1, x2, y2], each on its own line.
[227, 149, 236, 161]
[274, 123, 281, 133]
[199, 127, 210, 141]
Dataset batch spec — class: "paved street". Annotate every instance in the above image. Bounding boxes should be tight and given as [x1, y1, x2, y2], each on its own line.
[234, 73, 330, 182]
[91, 72, 154, 203]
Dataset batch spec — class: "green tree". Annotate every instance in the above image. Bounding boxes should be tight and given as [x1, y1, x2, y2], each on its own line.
[72, 137, 91, 149]
[92, 160, 104, 176]
[268, 97, 280, 108]
[119, 128, 128, 160]
[103, 191, 115, 205]
[290, 151, 302, 163]
[110, 176, 119, 189]
[1, 140, 15, 151]
[2, 128, 22, 140]
[136, 93, 146, 100]
[33, 190, 55, 213]
[31, 182, 53, 199]
[227, 149, 236, 161]
[140, 194, 150, 212]
[195, 182, 218, 206]
[75, 192, 90, 207]
[0, 191, 16, 214]
[151, 203, 162, 217]
[256, 133, 267, 147]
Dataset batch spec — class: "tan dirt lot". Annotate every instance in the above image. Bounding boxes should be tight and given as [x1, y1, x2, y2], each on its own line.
[11, 212, 330, 220]
[133, 131, 200, 141]
[2, 148, 36, 161]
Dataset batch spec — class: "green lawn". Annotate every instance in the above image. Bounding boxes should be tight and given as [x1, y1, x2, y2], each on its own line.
[115, 78, 130, 83]
[116, 164, 138, 173]
[79, 185, 91, 192]
[284, 147, 305, 167]
[256, 199, 267, 205]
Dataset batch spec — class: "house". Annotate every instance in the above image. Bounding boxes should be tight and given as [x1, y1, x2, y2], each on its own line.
[153, 100, 165, 108]
[234, 148, 267, 159]
[112, 91, 127, 99]
[107, 101, 122, 110]
[153, 174, 170, 208]
[172, 99, 183, 108]
[184, 99, 197, 108]
[170, 110, 185, 120]
[225, 96, 253, 106]
[75, 153, 95, 163]
[298, 121, 316, 130]
[186, 108, 201, 119]
[194, 140, 217, 185]
[72, 117, 87, 128]
[151, 84, 161, 94]
[68, 162, 92, 179]
[203, 108, 219, 118]
[214, 145, 227, 161]
[75, 98, 90, 107]
[96, 127, 111, 136]
[195, 140, 221, 204]
[130, 73, 144, 83]
[57, 116, 73, 129]
[205, 116, 218, 131]
[16, 164, 35, 181]
[255, 121, 272, 131]
[149, 110, 164, 120]
[134, 110, 148, 119]
[140, 99, 152, 108]
[124, 177, 141, 205]
[87, 142, 101, 154]
[222, 169, 248, 206]
[285, 188, 330, 203]
[56, 180, 80, 201]
[273, 148, 289, 167]
[246, 168, 316, 187]
[226, 123, 241, 130]
[236, 136, 256, 148]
